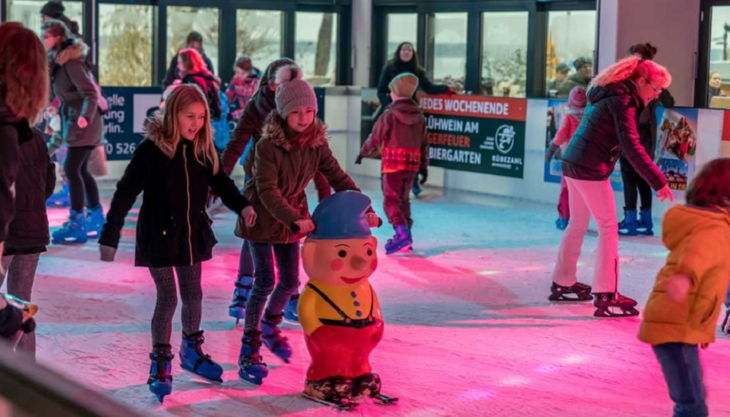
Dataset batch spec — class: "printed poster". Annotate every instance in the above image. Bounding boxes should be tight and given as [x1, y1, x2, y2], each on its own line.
[655, 108, 698, 191]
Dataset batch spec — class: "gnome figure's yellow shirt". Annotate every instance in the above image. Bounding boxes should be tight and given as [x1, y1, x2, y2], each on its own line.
[299, 279, 382, 336]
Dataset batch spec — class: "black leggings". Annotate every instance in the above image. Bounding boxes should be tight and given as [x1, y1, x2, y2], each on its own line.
[620, 157, 652, 211]
[148, 263, 202, 345]
[64, 146, 100, 211]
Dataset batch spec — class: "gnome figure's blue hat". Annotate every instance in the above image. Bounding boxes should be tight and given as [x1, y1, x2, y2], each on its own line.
[310, 191, 372, 240]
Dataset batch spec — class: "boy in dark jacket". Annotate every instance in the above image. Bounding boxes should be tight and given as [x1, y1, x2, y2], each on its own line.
[1, 128, 55, 357]
[358, 72, 427, 254]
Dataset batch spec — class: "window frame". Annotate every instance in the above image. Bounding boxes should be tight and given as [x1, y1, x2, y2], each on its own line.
[371, 0, 597, 97]
[2, 0, 352, 87]
[696, 0, 730, 107]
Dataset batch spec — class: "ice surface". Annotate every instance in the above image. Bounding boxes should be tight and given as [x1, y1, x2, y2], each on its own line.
[28, 179, 730, 416]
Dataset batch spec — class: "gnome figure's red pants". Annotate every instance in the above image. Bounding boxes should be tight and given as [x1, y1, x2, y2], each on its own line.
[305, 320, 384, 381]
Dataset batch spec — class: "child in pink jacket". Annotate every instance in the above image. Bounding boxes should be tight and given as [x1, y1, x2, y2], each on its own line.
[545, 86, 586, 230]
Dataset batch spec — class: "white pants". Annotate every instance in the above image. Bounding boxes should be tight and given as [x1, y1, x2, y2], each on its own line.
[551, 177, 619, 293]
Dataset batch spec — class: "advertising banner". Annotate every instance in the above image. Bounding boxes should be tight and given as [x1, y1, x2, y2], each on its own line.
[421, 94, 527, 178]
[100, 86, 161, 161]
[655, 108, 698, 191]
[722, 110, 730, 157]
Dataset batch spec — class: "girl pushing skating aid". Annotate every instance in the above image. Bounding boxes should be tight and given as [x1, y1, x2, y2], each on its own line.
[98, 85, 256, 402]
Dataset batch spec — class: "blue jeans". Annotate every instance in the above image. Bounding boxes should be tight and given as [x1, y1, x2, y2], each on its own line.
[244, 242, 300, 331]
[653, 343, 708, 417]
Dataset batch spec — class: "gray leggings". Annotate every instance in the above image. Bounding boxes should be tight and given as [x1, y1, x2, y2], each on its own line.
[148, 263, 202, 346]
[1, 253, 40, 358]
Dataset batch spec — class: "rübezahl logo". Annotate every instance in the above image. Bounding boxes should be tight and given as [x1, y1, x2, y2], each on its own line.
[479, 124, 516, 154]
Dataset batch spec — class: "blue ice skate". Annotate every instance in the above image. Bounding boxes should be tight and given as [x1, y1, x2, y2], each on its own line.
[283, 294, 299, 322]
[261, 314, 292, 363]
[86, 205, 105, 239]
[148, 345, 174, 403]
[555, 217, 568, 230]
[637, 209, 654, 236]
[51, 209, 88, 244]
[384, 225, 412, 255]
[46, 181, 70, 208]
[179, 330, 223, 382]
[229, 275, 253, 325]
[239, 330, 268, 384]
[618, 209, 639, 236]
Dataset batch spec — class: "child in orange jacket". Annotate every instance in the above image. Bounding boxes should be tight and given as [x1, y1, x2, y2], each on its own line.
[545, 86, 586, 230]
[638, 158, 730, 417]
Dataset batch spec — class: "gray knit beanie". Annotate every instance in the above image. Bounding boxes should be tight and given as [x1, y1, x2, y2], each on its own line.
[275, 79, 318, 119]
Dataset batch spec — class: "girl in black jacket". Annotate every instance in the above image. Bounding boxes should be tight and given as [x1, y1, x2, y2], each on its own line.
[550, 56, 674, 318]
[98, 85, 256, 403]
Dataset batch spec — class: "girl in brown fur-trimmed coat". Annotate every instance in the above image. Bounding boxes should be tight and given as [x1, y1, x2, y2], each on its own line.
[42, 19, 104, 244]
[236, 77, 380, 385]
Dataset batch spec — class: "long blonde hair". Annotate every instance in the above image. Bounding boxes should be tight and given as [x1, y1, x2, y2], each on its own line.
[590, 56, 672, 90]
[0, 22, 49, 123]
[161, 84, 219, 174]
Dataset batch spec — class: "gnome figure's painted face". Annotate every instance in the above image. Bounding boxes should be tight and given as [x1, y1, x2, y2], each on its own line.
[302, 237, 378, 286]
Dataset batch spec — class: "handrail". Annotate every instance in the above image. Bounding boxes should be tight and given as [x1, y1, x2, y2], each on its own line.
[0, 340, 149, 417]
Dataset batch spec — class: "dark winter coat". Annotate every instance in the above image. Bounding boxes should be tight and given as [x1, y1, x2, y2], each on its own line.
[620, 89, 675, 174]
[0, 93, 30, 243]
[561, 80, 667, 191]
[4, 129, 55, 254]
[235, 112, 359, 244]
[99, 116, 249, 267]
[377, 61, 448, 108]
[162, 51, 215, 88]
[220, 86, 275, 176]
[49, 39, 103, 148]
[360, 98, 428, 173]
[556, 73, 591, 98]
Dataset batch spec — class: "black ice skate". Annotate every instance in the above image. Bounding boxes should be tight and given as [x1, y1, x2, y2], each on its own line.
[593, 292, 639, 317]
[303, 377, 359, 410]
[353, 372, 399, 405]
[548, 282, 593, 302]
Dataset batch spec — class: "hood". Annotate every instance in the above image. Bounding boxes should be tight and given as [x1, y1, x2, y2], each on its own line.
[142, 115, 177, 159]
[586, 80, 642, 107]
[662, 205, 730, 251]
[54, 39, 88, 66]
[388, 99, 424, 125]
[259, 110, 327, 151]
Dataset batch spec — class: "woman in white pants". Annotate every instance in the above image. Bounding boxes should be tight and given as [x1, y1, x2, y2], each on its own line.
[549, 56, 674, 317]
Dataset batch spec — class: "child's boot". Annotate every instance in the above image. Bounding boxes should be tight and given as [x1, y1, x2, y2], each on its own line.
[148, 344, 174, 403]
[385, 225, 412, 255]
[637, 209, 654, 236]
[261, 313, 292, 363]
[179, 330, 223, 382]
[238, 329, 268, 384]
[86, 204, 105, 239]
[229, 275, 253, 325]
[617, 209, 638, 236]
[283, 294, 299, 322]
[51, 209, 88, 244]
[46, 180, 70, 207]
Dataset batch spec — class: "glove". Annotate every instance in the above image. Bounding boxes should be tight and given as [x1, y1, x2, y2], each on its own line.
[99, 244, 117, 262]
[355, 154, 364, 165]
[419, 168, 428, 185]
[545, 143, 560, 163]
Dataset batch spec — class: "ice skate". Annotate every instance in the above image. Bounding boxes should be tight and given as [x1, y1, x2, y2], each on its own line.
[721, 307, 730, 335]
[548, 282, 592, 302]
[555, 217, 569, 230]
[148, 345, 174, 403]
[303, 377, 358, 410]
[179, 330, 223, 382]
[51, 209, 88, 244]
[636, 209, 654, 236]
[618, 209, 639, 236]
[352, 372, 398, 404]
[384, 225, 412, 255]
[86, 204, 105, 239]
[261, 314, 292, 363]
[46, 181, 70, 208]
[283, 294, 299, 322]
[238, 330, 268, 384]
[593, 292, 639, 317]
[229, 275, 253, 325]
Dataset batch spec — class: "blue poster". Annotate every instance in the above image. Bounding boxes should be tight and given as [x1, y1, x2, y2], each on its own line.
[100, 86, 161, 161]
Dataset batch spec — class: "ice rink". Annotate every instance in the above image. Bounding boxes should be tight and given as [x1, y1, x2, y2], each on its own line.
[28, 179, 730, 416]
